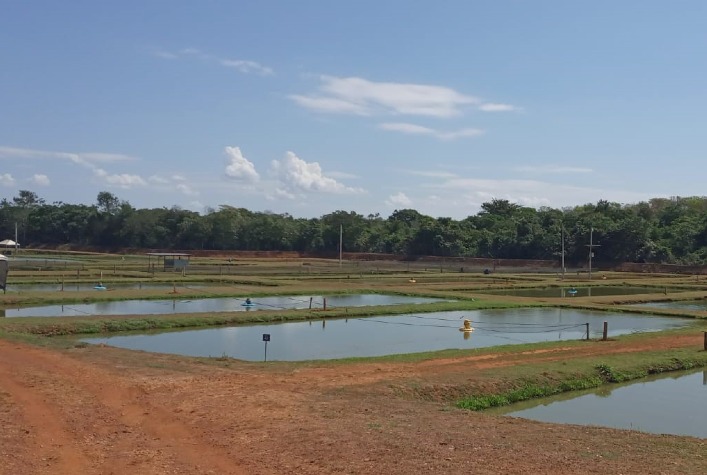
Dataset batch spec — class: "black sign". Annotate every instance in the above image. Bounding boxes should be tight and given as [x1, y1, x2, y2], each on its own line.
[262, 333, 271, 342]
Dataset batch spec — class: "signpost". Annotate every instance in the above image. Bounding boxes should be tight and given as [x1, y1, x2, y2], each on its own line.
[262, 333, 271, 362]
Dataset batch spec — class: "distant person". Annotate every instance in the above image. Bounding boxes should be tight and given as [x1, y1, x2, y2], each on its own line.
[245, 298, 252, 305]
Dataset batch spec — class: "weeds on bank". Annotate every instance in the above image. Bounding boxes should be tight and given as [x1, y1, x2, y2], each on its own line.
[456, 352, 707, 411]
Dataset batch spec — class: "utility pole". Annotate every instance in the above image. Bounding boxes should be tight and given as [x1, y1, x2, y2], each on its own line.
[586, 227, 601, 280]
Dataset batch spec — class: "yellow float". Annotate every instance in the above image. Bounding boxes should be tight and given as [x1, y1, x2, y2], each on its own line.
[459, 319, 474, 333]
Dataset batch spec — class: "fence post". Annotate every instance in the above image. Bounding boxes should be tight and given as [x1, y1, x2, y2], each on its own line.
[586, 322, 589, 341]
[602, 321, 608, 341]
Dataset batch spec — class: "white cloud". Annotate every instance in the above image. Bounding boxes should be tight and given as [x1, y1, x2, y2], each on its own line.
[289, 95, 369, 115]
[479, 103, 518, 112]
[292, 76, 479, 118]
[176, 183, 199, 196]
[385, 192, 413, 208]
[154, 47, 273, 75]
[0, 146, 136, 163]
[0, 173, 15, 186]
[30, 174, 50, 186]
[93, 168, 147, 188]
[224, 146, 260, 182]
[379, 122, 484, 140]
[426, 176, 651, 214]
[148, 175, 169, 184]
[219, 59, 273, 76]
[270, 151, 364, 196]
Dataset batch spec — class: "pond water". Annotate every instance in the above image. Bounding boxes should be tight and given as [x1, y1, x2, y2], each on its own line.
[82, 308, 692, 361]
[488, 369, 707, 438]
[630, 300, 707, 311]
[2, 294, 446, 318]
[477, 286, 680, 298]
[6, 283, 206, 292]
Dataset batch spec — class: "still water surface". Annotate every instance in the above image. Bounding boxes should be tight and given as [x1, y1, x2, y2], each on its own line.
[488, 369, 706, 438]
[631, 300, 707, 311]
[478, 286, 682, 298]
[3, 294, 445, 318]
[83, 308, 691, 361]
[7, 283, 206, 292]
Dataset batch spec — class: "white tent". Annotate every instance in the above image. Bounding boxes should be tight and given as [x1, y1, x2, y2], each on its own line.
[0, 239, 18, 247]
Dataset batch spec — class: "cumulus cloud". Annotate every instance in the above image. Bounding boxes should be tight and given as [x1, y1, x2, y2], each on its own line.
[153, 47, 273, 75]
[379, 122, 484, 140]
[31, 174, 50, 186]
[291, 76, 479, 118]
[270, 151, 364, 196]
[0, 173, 15, 186]
[385, 192, 413, 208]
[93, 169, 147, 188]
[224, 146, 259, 182]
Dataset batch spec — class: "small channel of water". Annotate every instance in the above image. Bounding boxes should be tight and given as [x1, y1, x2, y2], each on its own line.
[82, 308, 692, 361]
[488, 369, 706, 438]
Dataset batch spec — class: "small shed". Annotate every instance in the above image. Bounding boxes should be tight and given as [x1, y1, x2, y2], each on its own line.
[0, 254, 8, 293]
[146, 252, 191, 272]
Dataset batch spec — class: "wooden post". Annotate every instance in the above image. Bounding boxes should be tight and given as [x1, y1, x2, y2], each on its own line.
[703, 331, 706, 351]
[309, 297, 313, 309]
[323, 297, 327, 310]
[602, 321, 608, 341]
[586, 322, 590, 341]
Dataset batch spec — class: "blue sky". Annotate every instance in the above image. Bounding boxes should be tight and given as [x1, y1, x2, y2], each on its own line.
[1, 1, 706, 218]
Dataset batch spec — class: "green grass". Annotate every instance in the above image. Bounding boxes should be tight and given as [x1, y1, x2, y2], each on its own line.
[455, 347, 707, 411]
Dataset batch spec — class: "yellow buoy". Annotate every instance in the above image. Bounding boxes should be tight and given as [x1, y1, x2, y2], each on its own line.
[459, 319, 474, 333]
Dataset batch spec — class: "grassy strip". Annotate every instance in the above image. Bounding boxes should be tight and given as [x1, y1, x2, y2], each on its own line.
[456, 349, 707, 411]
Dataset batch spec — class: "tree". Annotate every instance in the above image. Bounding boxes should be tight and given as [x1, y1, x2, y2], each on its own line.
[96, 191, 121, 215]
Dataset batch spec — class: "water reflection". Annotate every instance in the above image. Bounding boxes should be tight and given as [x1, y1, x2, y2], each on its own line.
[480, 286, 681, 298]
[489, 369, 706, 438]
[6, 283, 205, 292]
[82, 308, 691, 361]
[5, 294, 447, 318]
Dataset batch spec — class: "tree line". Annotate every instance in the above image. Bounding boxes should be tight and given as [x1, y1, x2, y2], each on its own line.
[2, 190, 707, 265]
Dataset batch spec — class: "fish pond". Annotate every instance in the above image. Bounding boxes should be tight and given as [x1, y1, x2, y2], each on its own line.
[2, 294, 446, 318]
[82, 308, 692, 361]
[476, 286, 683, 298]
[487, 368, 706, 438]
[5, 283, 207, 293]
[630, 300, 707, 312]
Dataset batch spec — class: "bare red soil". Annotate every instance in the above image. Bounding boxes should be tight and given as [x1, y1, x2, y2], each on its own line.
[1, 334, 705, 474]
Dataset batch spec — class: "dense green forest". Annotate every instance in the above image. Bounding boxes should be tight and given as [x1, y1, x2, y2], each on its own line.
[2, 190, 707, 265]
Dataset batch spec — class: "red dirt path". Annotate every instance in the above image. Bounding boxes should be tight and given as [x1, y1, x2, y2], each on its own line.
[1, 334, 705, 474]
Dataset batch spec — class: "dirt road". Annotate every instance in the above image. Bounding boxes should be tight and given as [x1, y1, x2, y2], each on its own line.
[1, 334, 705, 474]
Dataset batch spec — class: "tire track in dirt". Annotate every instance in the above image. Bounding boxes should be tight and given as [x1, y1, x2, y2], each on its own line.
[0, 341, 245, 475]
[0, 353, 92, 474]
